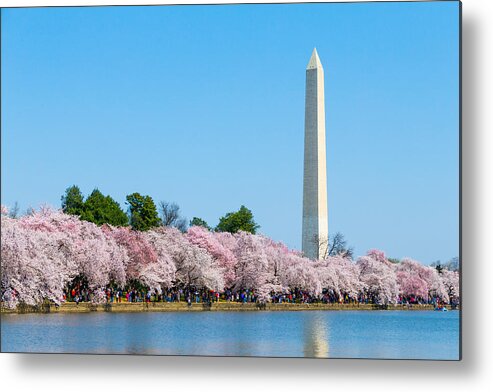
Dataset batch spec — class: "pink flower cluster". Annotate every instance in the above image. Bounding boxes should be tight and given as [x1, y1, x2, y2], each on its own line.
[0, 207, 459, 308]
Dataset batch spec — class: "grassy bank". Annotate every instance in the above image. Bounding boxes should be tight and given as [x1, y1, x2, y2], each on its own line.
[0, 301, 455, 314]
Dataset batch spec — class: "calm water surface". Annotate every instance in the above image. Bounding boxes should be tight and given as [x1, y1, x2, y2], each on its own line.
[1, 310, 459, 359]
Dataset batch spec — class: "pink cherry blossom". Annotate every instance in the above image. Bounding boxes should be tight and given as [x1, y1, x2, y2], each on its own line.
[357, 251, 398, 305]
[440, 269, 460, 303]
[1, 208, 460, 308]
[153, 227, 224, 291]
[395, 258, 434, 300]
[186, 225, 237, 287]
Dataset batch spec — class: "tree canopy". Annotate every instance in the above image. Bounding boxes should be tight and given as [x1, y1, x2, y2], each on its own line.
[61, 186, 128, 227]
[80, 189, 128, 227]
[215, 205, 259, 234]
[126, 192, 160, 231]
[190, 217, 211, 230]
[61, 185, 84, 216]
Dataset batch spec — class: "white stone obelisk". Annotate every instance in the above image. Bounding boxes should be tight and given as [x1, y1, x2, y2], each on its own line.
[302, 48, 328, 260]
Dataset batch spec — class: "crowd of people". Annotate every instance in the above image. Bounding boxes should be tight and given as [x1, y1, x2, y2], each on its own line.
[63, 284, 458, 309]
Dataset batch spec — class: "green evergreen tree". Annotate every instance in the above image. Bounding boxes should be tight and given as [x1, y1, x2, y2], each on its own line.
[189, 217, 211, 230]
[61, 185, 85, 216]
[215, 205, 259, 234]
[126, 192, 160, 231]
[80, 189, 128, 226]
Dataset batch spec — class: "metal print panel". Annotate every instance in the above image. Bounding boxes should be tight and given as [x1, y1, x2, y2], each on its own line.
[0, 0, 461, 360]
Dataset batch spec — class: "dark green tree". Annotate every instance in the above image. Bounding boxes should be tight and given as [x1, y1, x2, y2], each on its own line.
[215, 205, 259, 234]
[61, 185, 85, 215]
[126, 192, 160, 231]
[80, 189, 128, 226]
[189, 217, 211, 230]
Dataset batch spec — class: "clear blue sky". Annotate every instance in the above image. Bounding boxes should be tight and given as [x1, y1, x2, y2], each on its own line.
[1, 1, 459, 264]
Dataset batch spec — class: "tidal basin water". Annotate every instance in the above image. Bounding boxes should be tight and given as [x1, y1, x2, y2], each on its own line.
[1, 310, 459, 359]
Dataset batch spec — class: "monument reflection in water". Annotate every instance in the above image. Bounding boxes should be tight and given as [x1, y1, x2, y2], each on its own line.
[303, 313, 330, 358]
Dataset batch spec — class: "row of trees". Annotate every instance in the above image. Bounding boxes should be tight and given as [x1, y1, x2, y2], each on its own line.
[60, 185, 259, 234]
[1, 206, 459, 309]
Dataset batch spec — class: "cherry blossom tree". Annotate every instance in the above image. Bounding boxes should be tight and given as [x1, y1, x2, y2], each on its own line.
[16, 207, 127, 302]
[440, 269, 460, 304]
[357, 250, 398, 305]
[231, 232, 260, 290]
[103, 226, 159, 287]
[262, 238, 289, 288]
[186, 226, 237, 287]
[231, 232, 274, 297]
[153, 227, 224, 291]
[395, 258, 435, 300]
[140, 229, 177, 291]
[282, 255, 321, 296]
[1, 215, 72, 308]
[316, 255, 362, 300]
[428, 270, 450, 303]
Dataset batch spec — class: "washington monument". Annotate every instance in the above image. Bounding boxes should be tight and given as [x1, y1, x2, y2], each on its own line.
[302, 48, 328, 260]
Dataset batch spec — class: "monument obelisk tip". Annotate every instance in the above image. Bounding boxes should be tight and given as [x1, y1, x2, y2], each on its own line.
[306, 48, 323, 70]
